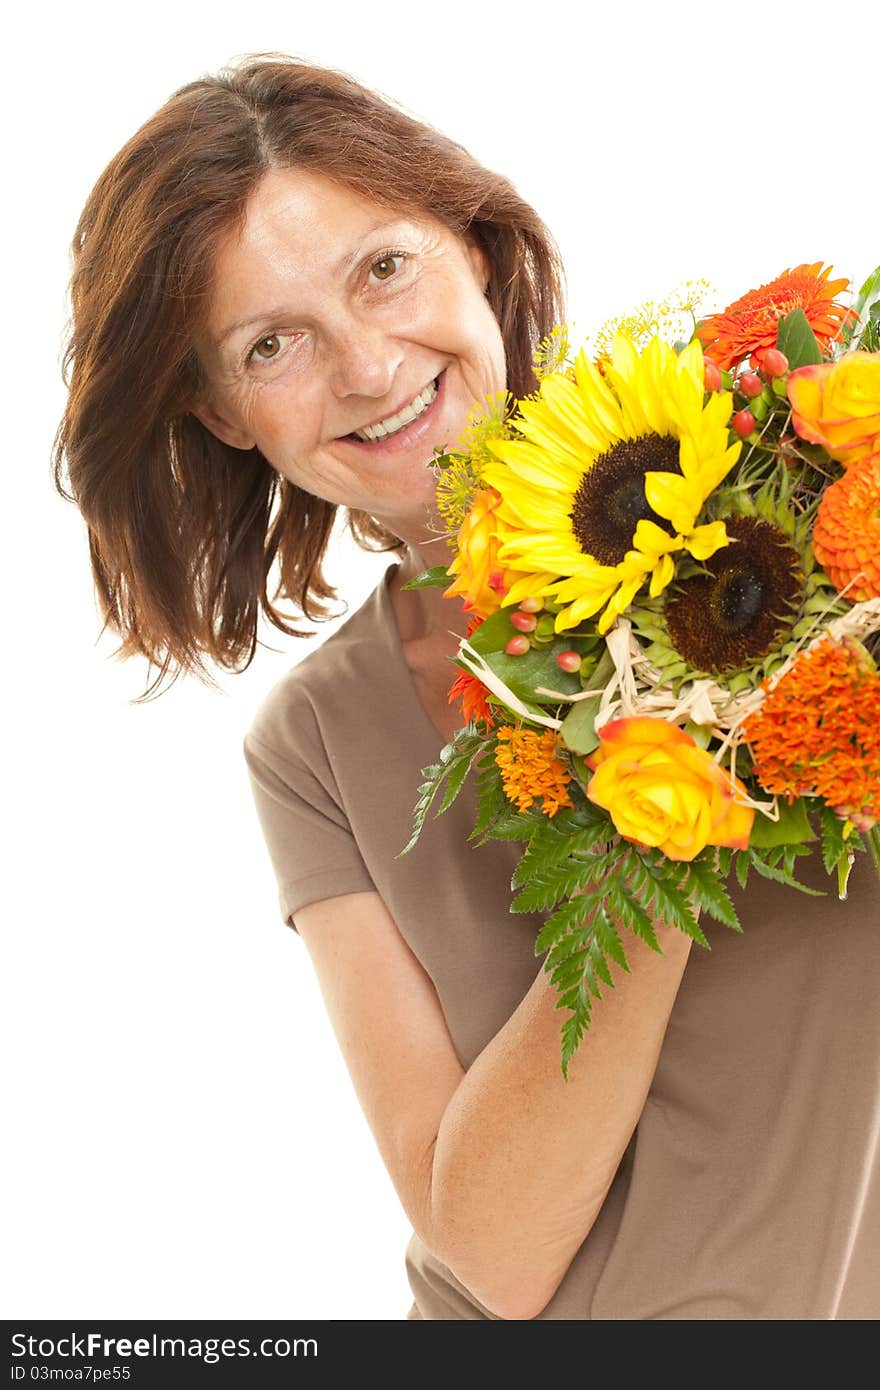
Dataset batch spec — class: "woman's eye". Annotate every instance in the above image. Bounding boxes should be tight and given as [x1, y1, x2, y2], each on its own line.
[369, 252, 406, 283]
[251, 334, 282, 361]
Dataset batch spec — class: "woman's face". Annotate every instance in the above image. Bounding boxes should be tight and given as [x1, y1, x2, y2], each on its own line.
[195, 168, 506, 541]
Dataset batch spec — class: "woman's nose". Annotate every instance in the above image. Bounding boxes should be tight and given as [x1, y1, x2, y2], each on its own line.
[325, 317, 405, 400]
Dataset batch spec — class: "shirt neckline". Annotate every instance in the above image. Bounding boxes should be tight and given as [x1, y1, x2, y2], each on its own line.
[375, 559, 458, 757]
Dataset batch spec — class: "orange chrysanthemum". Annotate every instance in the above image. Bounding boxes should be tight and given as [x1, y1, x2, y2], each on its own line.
[696, 263, 855, 372]
[742, 638, 880, 829]
[494, 725, 574, 818]
[813, 454, 880, 601]
[448, 616, 496, 729]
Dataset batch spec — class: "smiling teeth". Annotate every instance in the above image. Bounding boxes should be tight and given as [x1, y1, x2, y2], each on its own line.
[353, 379, 438, 442]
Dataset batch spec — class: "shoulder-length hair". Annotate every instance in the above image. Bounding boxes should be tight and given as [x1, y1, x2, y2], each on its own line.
[53, 54, 566, 699]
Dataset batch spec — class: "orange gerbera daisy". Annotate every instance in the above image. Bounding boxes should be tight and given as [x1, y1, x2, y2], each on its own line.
[742, 637, 880, 829]
[696, 263, 855, 372]
[494, 726, 574, 817]
[813, 454, 880, 601]
[448, 616, 496, 729]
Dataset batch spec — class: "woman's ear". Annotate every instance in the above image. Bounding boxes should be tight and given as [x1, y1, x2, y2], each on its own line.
[190, 399, 257, 451]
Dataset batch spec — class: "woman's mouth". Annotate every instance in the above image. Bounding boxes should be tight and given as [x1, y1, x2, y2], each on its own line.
[342, 371, 445, 451]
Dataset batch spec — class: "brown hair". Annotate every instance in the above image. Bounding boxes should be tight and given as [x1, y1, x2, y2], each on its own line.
[53, 53, 566, 699]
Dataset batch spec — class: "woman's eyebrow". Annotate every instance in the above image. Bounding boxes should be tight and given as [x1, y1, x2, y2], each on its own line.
[215, 218, 411, 349]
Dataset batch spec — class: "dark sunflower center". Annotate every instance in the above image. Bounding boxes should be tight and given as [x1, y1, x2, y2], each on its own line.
[665, 517, 803, 675]
[570, 435, 681, 566]
[715, 568, 766, 631]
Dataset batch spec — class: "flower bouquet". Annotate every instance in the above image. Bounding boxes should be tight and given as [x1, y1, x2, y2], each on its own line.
[399, 262, 880, 1077]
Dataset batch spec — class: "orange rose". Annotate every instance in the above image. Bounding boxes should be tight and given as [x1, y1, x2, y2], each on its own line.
[788, 353, 880, 468]
[443, 486, 522, 617]
[586, 717, 754, 861]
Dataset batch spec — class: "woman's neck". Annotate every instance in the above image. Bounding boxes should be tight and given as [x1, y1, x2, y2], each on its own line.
[391, 543, 470, 646]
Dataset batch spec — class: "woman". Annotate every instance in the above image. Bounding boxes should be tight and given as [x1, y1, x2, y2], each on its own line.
[54, 55, 880, 1320]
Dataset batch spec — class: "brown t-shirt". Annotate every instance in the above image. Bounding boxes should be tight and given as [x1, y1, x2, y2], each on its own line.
[243, 559, 880, 1320]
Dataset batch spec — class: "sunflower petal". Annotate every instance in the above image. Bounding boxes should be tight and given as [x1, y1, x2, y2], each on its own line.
[685, 520, 730, 561]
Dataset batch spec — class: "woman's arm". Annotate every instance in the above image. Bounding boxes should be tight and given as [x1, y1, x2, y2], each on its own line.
[294, 889, 691, 1320]
[429, 922, 691, 1318]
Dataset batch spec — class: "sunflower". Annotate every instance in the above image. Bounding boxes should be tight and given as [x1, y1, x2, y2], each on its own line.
[630, 491, 846, 692]
[696, 263, 855, 372]
[663, 517, 803, 675]
[478, 333, 740, 635]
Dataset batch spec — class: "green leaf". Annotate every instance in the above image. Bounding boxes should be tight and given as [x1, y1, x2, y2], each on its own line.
[466, 607, 523, 654]
[685, 855, 741, 931]
[478, 644, 584, 706]
[399, 565, 453, 591]
[818, 803, 852, 877]
[511, 854, 605, 914]
[587, 934, 615, 988]
[845, 263, 880, 348]
[558, 648, 618, 754]
[470, 808, 544, 844]
[438, 748, 477, 813]
[511, 819, 606, 886]
[534, 894, 595, 954]
[867, 827, 880, 879]
[776, 309, 822, 368]
[559, 693, 602, 754]
[592, 911, 630, 973]
[605, 880, 657, 942]
[470, 754, 508, 839]
[683, 720, 713, 750]
[549, 904, 633, 1080]
[860, 311, 880, 355]
[749, 797, 816, 849]
[747, 848, 825, 895]
[735, 851, 750, 889]
[397, 722, 485, 857]
[636, 855, 705, 945]
[547, 928, 593, 980]
[510, 820, 575, 884]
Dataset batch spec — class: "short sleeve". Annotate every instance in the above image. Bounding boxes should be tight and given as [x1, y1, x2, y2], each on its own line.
[243, 727, 375, 931]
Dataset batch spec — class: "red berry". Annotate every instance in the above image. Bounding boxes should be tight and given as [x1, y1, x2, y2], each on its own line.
[762, 348, 789, 379]
[555, 650, 582, 673]
[703, 358, 722, 392]
[505, 635, 531, 656]
[509, 610, 537, 632]
[517, 596, 544, 613]
[732, 409, 756, 438]
[739, 370, 763, 398]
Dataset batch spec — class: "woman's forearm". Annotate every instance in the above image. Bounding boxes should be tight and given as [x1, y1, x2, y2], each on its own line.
[428, 921, 693, 1319]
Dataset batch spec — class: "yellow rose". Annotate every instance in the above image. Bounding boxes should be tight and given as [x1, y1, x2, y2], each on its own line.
[788, 353, 880, 468]
[586, 717, 754, 861]
[443, 486, 522, 617]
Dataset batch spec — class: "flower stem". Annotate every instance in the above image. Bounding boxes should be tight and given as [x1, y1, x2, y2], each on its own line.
[867, 827, 880, 881]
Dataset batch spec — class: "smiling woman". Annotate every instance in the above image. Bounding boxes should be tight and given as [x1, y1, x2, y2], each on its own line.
[52, 53, 880, 1322]
[52, 56, 562, 701]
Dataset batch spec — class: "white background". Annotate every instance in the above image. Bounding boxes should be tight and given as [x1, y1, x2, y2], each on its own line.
[4, 0, 877, 1320]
